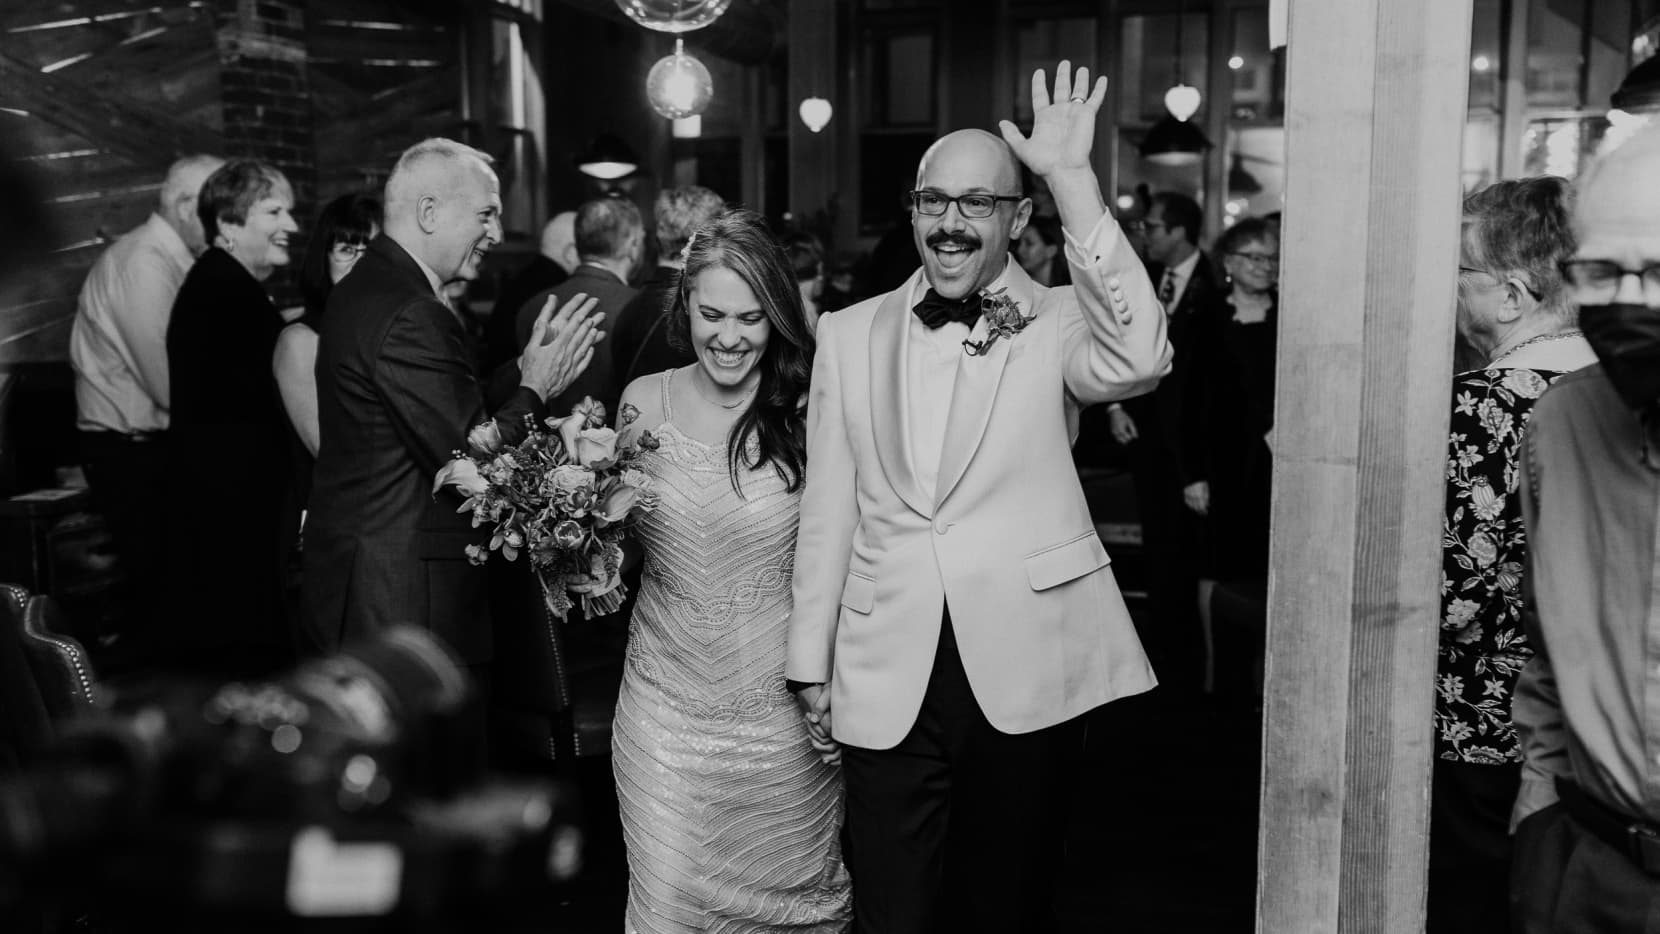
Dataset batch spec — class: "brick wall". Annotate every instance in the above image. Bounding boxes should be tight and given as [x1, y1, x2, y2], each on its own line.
[213, 0, 315, 304]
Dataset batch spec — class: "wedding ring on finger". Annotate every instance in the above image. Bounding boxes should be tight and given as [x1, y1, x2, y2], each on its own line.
[1069, 96, 1086, 103]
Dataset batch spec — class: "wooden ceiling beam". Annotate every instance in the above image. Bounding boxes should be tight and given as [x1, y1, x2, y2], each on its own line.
[0, 46, 222, 166]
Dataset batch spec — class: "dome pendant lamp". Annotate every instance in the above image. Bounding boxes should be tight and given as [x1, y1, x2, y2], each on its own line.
[1140, 1, 1213, 166]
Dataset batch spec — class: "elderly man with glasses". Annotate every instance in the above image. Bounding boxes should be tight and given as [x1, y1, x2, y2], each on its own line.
[1508, 122, 1660, 933]
[786, 61, 1171, 932]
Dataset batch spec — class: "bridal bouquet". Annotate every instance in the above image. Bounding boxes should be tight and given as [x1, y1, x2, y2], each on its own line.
[434, 397, 660, 621]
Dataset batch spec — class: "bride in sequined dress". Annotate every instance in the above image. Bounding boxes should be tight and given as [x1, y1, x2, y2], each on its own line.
[610, 210, 851, 934]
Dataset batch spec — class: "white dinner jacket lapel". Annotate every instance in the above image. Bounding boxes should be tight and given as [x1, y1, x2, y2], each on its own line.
[933, 262, 1033, 509]
[868, 272, 932, 518]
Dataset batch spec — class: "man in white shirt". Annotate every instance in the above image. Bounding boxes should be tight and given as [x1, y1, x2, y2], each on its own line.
[787, 62, 1171, 932]
[69, 153, 221, 654]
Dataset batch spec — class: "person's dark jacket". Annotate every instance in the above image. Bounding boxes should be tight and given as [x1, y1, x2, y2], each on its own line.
[483, 254, 567, 373]
[1122, 251, 1222, 475]
[164, 247, 292, 677]
[515, 263, 636, 418]
[303, 235, 544, 663]
[609, 264, 694, 396]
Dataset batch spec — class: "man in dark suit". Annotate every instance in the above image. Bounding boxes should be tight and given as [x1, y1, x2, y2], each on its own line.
[609, 185, 725, 398]
[515, 197, 642, 418]
[303, 139, 601, 754]
[1107, 191, 1218, 693]
[481, 210, 578, 375]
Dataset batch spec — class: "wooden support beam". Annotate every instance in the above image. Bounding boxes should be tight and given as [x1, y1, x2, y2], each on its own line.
[1257, 0, 1472, 930]
[0, 47, 222, 165]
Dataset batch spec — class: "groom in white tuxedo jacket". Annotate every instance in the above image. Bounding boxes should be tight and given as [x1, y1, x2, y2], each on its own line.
[787, 63, 1172, 933]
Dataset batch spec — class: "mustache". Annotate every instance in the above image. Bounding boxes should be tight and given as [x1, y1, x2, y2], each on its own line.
[926, 231, 981, 250]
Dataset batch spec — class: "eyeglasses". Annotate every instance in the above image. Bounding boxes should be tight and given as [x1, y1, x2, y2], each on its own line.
[331, 241, 369, 261]
[910, 189, 1023, 219]
[1558, 259, 1660, 305]
[1227, 251, 1279, 267]
[1459, 264, 1542, 301]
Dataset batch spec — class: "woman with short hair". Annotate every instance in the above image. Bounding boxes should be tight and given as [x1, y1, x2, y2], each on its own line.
[163, 159, 299, 679]
[1428, 175, 1596, 933]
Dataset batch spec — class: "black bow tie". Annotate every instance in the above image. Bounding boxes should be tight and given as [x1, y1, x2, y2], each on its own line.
[912, 289, 982, 330]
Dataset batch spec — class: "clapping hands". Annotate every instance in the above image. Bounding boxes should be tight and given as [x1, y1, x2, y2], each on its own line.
[518, 292, 604, 402]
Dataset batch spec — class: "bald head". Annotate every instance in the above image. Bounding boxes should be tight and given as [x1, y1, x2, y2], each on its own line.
[910, 129, 1032, 300]
[540, 211, 578, 273]
[915, 130, 1024, 197]
[159, 154, 224, 253]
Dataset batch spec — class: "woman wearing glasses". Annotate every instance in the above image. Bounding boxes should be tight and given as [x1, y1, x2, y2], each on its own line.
[1427, 176, 1594, 934]
[1178, 216, 1279, 693]
[273, 192, 380, 635]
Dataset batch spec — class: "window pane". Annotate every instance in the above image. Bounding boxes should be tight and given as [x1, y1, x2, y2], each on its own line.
[1528, 0, 1586, 108]
[864, 30, 936, 127]
[1469, 0, 1502, 110]
[1120, 13, 1209, 126]
[1012, 17, 1097, 126]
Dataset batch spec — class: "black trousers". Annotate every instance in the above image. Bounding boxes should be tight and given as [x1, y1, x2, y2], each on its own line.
[1125, 438, 1202, 692]
[1428, 758, 1521, 934]
[1511, 799, 1660, 934]
[840, 613, 1084, 934]
[79, 428, 170, 652]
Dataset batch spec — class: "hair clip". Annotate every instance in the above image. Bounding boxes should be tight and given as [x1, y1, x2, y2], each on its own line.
[680, 230, 698, 265]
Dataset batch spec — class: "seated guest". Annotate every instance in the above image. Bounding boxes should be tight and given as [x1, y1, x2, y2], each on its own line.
[484, 210, 578, 373]
[164, 159, 299, 678]
[610, 185, 725, 398]
[1013, 214, 1071, 287]
[70, 154, 222, 658]
[515, 197, 643, 417]
[1427, 175, 1592, 934]
[1510, 123, 1660, 934]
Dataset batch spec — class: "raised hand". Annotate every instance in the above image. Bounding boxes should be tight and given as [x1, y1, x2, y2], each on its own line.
[518, 292, 603, 401]
[998, 60, 1107, 181]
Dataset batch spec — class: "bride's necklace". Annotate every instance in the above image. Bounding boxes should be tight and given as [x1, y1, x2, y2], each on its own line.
[1489, 329, 1582, 367]
[692, 368, 755, 411]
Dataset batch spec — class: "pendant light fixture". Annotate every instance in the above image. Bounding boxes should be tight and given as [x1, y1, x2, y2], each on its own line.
[623, 0, 728, 121]
[798, 97, 833, 133]
[1140, 2, 1213, 166]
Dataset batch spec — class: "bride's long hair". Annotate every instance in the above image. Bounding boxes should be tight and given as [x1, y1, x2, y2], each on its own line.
[666, 209, 814, 494]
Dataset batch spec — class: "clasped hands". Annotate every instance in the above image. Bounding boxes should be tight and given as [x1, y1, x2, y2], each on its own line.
[793, 683, 841, 766]
[518, 292, 605, 402]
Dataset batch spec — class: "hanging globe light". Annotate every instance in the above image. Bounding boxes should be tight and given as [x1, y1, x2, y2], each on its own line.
[646, 38, 713, 119]
[615, 0, 732, 33]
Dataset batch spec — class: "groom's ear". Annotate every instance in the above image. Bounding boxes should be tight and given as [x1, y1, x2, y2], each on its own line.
[415, 193, 441, 234]
[1008, 197, 1034, 242]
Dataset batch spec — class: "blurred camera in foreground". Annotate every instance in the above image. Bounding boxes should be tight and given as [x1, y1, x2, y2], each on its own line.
[0, 626, 581, 927]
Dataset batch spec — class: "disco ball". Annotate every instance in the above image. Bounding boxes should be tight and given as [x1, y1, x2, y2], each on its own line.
[645, 40, 713, 119]
[614, 0, 732, 33]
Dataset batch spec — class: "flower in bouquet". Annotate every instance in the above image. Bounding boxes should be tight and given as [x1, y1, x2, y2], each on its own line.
[433, 397, 661, 621]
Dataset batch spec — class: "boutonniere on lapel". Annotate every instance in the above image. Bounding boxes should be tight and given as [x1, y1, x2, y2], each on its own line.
[962, 287, 1034, 357]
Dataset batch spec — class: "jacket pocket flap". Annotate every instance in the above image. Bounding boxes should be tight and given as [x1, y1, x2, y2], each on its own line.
[840, 571, 876, 613]
[1025, 533, 1110, 591]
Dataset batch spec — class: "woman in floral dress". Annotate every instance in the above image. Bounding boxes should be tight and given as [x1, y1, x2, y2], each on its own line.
[1429, 176, 1597, 933]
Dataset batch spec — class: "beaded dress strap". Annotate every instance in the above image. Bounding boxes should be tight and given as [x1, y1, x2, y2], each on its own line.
[660, 368, 676, 423]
